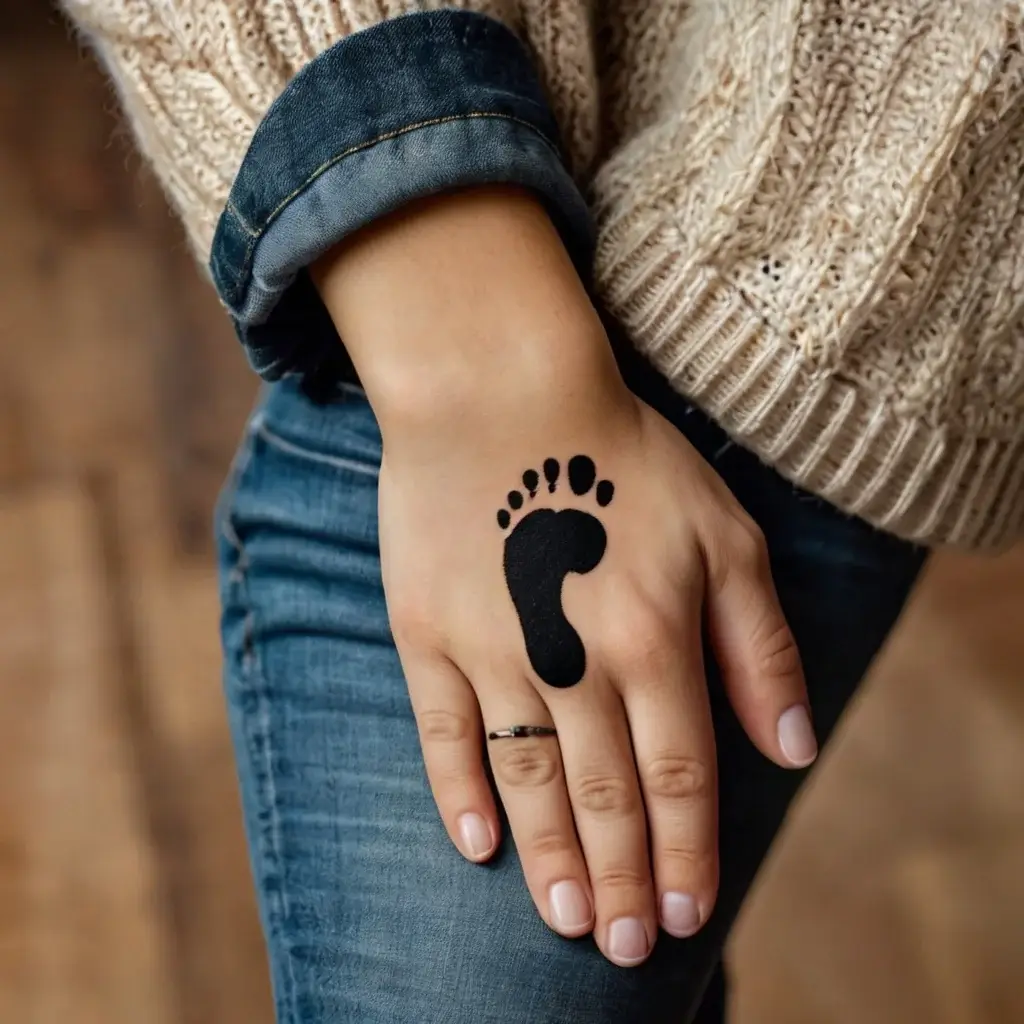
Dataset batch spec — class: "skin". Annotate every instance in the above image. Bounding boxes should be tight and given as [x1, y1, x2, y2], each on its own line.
[312, 186, 816, 968]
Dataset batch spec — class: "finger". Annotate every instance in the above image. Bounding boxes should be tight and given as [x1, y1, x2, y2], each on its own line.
[704, 519, 817, 768]
[548, 678, 657, 967]
[402, 651, 500, 862]
[481, 686, 595, 939]
[615, 605, 719, 940]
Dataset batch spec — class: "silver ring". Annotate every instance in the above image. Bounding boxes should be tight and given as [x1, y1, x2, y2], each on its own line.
[487, 725, 558, 741]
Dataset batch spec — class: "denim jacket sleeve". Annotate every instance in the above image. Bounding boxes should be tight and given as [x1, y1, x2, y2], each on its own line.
[207, 10, 594, 383]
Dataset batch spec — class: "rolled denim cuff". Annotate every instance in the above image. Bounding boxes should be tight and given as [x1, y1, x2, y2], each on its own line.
[208, 10, 594, 381]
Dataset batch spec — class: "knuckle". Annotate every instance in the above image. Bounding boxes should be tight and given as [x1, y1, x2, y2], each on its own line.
[659, 843, 708, 869]
[573, 772, 638, 818]
[631, 628, 676, 676]
[418, 708, 471, 744]
[605, 608, 675, 673]
[592, 865, 649, 893]
[729, 518, 770, 574]
[658, 847, 718, 895]
[389, 604, 438, 649]
[706, 516, 769, 591]
[642, 754, 710, 803]
[491, 740, 560, 789]
[753, 618, 803, 681]
[526, 826, 576, 861]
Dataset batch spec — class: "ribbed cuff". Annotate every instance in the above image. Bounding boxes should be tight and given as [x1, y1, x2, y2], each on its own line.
[209, 10, 593, 381]
[600, 219, 1023, 549]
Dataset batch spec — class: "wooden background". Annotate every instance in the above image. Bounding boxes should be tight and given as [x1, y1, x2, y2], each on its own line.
[1, 7, 1022, 1022]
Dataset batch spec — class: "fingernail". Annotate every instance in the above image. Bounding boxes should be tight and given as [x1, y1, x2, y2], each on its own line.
[548, 880, 592, 934]
[458, 813, 493, 859]
[660, 892, 702, 938]
[608, 917, 650, 966]
[777, 705, 818, 767]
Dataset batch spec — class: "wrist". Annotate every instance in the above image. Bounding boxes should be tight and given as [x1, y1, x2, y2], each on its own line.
[311, 186, 623, 442]
[373, 323, 632, 452]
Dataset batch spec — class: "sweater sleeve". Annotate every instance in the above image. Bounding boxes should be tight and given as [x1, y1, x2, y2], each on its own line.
[62, 1, 528, 258]
[61, 1, 596, 380]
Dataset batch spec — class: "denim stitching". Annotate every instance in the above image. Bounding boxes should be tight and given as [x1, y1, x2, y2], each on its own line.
[224, 112, 560, 307]
[220, 455, 300, 1023]
[225, 199, 259, 238]
[262, 111, 558, 228]
[216, 411, 261, 563]
[256, 420, 380, 478]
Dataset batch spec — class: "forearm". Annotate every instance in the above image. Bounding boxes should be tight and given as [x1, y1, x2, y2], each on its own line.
[311, 187, 624, 447]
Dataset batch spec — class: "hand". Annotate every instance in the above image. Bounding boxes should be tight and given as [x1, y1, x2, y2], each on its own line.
[313, 188, 816, 967]
[378, 374, 813, 966]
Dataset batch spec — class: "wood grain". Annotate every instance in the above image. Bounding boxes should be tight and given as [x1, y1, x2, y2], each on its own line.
[0, 484, 175, 1024]
[0, 6, 268, 1023]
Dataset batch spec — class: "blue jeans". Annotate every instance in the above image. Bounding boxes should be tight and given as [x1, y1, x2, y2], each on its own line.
[216, 354, 926, 1023]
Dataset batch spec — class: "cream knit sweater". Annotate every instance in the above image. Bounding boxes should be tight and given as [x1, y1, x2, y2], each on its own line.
[65, 0, 1024, 549]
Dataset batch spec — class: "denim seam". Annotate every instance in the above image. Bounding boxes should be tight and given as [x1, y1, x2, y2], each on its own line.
[217, 411, 262, 566]
[256, 420, 380, 478]
[220, 110, 560, 305]
[219, 436, 300, 1024]
[225, 198, 259, 239]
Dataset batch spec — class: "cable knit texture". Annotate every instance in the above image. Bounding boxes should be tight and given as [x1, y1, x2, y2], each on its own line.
[65, 0, 1024, 549]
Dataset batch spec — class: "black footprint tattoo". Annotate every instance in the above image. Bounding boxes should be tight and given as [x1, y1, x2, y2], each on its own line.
[497, 455, 615, 688]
